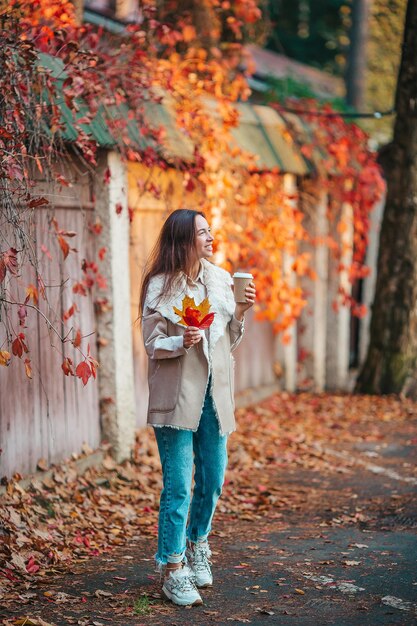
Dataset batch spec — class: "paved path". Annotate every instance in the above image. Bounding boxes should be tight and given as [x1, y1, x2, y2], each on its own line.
[1, 419, 416, 626]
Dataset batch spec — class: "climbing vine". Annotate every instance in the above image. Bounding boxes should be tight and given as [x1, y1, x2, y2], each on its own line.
[0, 0, 384, 381]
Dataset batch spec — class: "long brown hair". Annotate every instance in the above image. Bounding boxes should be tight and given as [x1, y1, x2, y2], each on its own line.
[138, 208, 205, 315]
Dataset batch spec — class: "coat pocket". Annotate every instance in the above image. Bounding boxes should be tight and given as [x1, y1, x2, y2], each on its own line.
[148, 357, 181, 413]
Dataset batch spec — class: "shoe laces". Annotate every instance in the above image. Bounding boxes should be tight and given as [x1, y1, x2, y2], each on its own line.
[192, 543, 212, 572]
[167, 565, 197, 592]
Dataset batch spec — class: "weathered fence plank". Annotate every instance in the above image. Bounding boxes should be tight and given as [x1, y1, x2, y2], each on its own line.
[0, 169, 100, 479]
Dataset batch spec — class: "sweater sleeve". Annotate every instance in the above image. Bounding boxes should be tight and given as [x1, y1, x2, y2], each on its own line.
[229, 314, 244, 352]
[142, 309, 189, 359]
[221, 272, 244, 351]
[142, 280, 189, 359]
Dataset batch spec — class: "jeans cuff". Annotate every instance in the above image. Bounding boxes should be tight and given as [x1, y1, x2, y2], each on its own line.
[155, 550, 186, 570]
[186, 532, 209, 544]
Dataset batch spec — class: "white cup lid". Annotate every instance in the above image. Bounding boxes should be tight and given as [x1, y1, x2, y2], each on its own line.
[233, 272, 253, 278]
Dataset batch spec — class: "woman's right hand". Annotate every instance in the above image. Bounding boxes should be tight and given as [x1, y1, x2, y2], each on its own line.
[183, 326, 202, 349]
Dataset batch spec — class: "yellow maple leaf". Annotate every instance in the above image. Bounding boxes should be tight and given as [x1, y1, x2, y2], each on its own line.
[0, 350, 11, 366]
[173, 295, 197, 326]
[173, 296, 214, 328]
[26, 283, 39, 305]
[195, 297, 211, 317]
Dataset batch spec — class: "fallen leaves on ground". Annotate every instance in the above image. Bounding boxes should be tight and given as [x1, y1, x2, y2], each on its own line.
[220, 392, 417, 524]
[0, 392, 415, 606]
[2, 618, 55, 626]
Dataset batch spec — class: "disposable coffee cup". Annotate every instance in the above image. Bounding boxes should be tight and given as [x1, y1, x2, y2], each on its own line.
[232, 272, 253, 303]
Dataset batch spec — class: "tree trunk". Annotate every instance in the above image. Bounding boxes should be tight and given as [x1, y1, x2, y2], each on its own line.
[356, 0, 417, 397]
[71, 0, 84, 25]
[345, 0, 371, 108]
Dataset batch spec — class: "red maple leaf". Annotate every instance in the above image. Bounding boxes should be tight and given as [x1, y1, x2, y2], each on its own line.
[76, 361, 91, 386]
[3, 248, 18, 275]
[62, 357, 74, 376]
[173, 297, 215, 329]
[183, 308, 215, 329]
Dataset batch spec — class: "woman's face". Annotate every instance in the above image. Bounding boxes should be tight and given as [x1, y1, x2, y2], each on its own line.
[194, 215, 214, 260]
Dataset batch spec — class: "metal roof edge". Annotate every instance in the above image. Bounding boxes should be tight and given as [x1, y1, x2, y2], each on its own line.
[83, 9, 126, 34]
[36, 53, 312, 173]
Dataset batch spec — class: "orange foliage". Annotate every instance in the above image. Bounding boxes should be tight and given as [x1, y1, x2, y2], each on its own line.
[276, 100, 385, 307]
[8, 0, 77, 27]
[0, 0, 385, 379]
[7, 0, 78, 49]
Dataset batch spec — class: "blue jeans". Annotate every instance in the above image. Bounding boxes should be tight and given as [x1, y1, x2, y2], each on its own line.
[153, 389, 228, 567]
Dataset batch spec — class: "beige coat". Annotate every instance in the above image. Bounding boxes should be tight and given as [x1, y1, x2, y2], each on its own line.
[142, 259, 244, 434]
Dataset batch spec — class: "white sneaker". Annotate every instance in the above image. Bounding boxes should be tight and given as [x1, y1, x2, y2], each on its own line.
[186, 541, 213, 588]
[162, 565, 203, 606]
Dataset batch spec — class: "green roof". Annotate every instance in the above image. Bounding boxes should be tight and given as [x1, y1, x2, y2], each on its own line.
[83, 9, 126, 34]
[38, 53, 116, 147]
[38, 53, 194, 160]
[232, 103, 309, 174]
[203, 98, 310, 174]
[38, 53, 310, 174]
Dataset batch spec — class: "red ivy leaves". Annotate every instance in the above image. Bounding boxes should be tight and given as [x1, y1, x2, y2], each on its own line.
[75, 361, 91, 385]
[73, 281, 88, 296]
[75, 345, 98, 386]
[73, 329, 82, 348]
[55, 174, 71, 187]
[27, 196, 48, 208]
[1, 248, 18, 280]
[11, 333, 32, 378]
[12, 333, 29, 358]
[103, 167, 111, 185]
[52, 218, 77, 260]
[95, 273, 107, 291]
[80, 259, 107, 292]
[88, 220, 103, 235]
[58, 235, 70, 259]
[62, 357, 74, 376]
[62, 345, 98, 386]
[63, 302, 78, 322]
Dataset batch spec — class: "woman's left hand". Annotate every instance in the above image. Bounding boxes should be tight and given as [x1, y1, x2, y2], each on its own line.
[234, 281, 256, 321]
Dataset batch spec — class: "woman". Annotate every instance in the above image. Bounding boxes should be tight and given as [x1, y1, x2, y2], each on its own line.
[139, 209, 255, 606]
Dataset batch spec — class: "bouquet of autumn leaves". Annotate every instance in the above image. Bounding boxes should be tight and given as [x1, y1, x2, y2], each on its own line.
[173, 296, 215, 329]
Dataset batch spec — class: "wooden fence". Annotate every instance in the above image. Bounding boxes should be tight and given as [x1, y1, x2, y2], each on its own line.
[0, 168, 100, 478]
[0, 158, 383, 477]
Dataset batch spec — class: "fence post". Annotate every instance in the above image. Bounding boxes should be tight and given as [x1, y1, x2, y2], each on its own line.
[95, 151, 136, 462]
[326, 201, 354, 389]
[359, 194, 385, 364]
[282, 174, 297, 392]
[313, 191, 329, 391]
